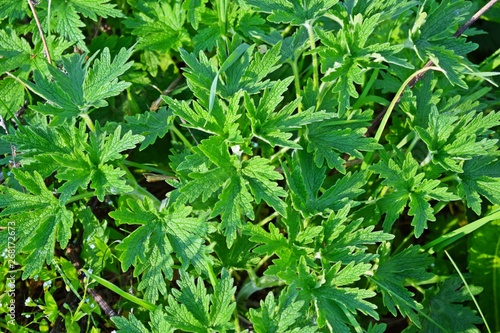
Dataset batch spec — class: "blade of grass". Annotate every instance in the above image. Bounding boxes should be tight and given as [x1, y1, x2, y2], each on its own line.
[423, 209, 500, 253]
[82, 268, 157, 312]
[209, 43, 250, 113]
[444, 250, 492, 333]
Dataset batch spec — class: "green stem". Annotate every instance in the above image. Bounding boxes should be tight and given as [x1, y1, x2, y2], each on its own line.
[270, 143, 297, 163]
[423, 208, 500, 253]
[216, 0, 229, 38]
[258, 211, 279, 227]
[304, 21, 319, 89]
[374, 66, 443, 144]
[171, 125, 193, 151]
[83, 269, 157, 312]
[122, 160, 175, 176]
[80, 113, 95, 132]
[233, 308, 241, 333]
[290, 60, 302, 112]
[392, 231, 415, 255]
[65, 191, 96, 205]
[118, 161, 161, 207]
[362, 66, 445, 169]
[440, 174, 458, 183]
[52, 259, 82, 300]
[405, 132, 420, 153]
[47, 0, 52, 41]
[352, 68, 379, 109]
[205, 262, 218, 288]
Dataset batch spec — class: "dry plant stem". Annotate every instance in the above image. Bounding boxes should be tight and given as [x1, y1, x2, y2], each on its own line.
[149, 75, 200, 144]
[150, 75, 183, 111]
[453, 0, 500, 38]
[27, 0, 52, 64]
[66, 246, 118, 318]
[367, 0, 500, 135]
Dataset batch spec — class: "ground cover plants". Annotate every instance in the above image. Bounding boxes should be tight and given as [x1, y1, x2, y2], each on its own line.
[1, 0, 500, 332]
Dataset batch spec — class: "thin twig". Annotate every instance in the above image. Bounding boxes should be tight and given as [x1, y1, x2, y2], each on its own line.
[453, 0, 499, 38]
[150, 75, 183, 111]
[150, 75, 201, 145]
[367, 0, 500, 136]
[27, 0, 52, 64]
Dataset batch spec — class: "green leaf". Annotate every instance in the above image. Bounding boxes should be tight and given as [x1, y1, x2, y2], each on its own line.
[246, 0, 338, 25]
[110, 199, 210, 302]
[318, 13, 412, 115]
[84, 46, 135, 108]
[372, 245, 434, 327]
[112, 313, 151, 333]
[3, 118, 84, 176]
[249, 288, 317, 333]
[165, 269, 236, 332]
[416, 108, 500, 174]
[0, 77, 25, 118]
[124, 107, 174, 150]
[24, 47, 134, 123]
[176, 41, 283, 114]
[0, 170, 73, 279]
[124, 1, 189, 51]
[371, 151, 459, 237]
[0, 29, 32, 73]
[70, 0, 123, 20]
[458, 157, 500, 215]
[179, 136, 286, 246]
[183, 0, 208, 29]
[164, 92, 242, 140]
[417, 0, 471, 42]
[209, 43, 251, 112]
[349, 0, 418, 22]
[54, 125, 143, 202]
[426, 45, 469, 89]
[307, 259, 379, 332]
[212, 233, 259, 270]
[246, 207, 389, 332]
[242, 156, 287, 216]
[405, 276, 482, 333]
[284, 149, 366, 217]
[0, 0, 28, 22]
[321, 206, 394, 264]
[412, 0, 477, 88]
[306, 117, 381, 173]
[44, 0, 123, 50]
[212, 174, 255, 247]
[244, 78, 329, 148]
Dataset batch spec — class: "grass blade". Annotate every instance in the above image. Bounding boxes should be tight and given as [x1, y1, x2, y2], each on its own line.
[83, 269, 157, 312]
[444, 250, 492, 333]
[422, 209, 500, 253]
[209, 43, 250, 113]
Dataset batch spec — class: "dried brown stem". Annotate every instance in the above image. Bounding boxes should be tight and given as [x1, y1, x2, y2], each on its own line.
[27, 0, 52, 64]
[65, 246, 117, 318]
[150, 75, 183, 111]
[453, 0, 499, 38]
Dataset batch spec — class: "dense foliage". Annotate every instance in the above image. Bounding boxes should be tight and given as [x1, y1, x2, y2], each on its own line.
[1, 0, 500, 332]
